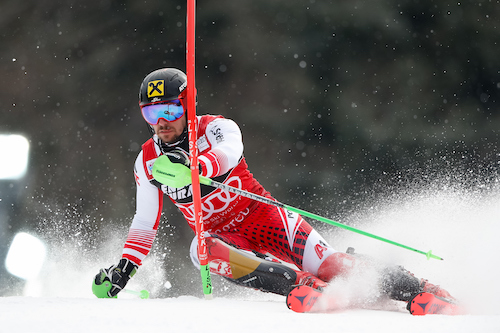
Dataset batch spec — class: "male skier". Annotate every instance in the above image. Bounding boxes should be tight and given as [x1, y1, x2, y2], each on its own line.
[93, 68, 454, 309]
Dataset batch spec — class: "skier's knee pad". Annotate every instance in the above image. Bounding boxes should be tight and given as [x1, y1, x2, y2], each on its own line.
[190, 235, 256, 272]
[190, 235, 264, 277]
[190, 236, 299, 295]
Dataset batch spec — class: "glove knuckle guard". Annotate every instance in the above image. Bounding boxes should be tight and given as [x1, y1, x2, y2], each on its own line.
[165, 148, 190, 167]
[92, 259, 138, 298]
[92, 269, 115, 298]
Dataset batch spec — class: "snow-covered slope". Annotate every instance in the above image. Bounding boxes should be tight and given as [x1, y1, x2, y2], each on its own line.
[1, 293, 498, 333]
[1, 184, 499, 332]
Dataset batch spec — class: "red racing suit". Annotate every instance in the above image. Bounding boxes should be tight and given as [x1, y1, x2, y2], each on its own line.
[122, 115, 340, 278]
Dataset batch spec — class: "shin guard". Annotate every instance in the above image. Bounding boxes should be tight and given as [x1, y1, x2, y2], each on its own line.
[206, 238, 300, 295]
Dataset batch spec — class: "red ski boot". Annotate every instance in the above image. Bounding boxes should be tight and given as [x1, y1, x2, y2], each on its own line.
[294, 271, 328, 291]
[420, 279, 455, 300]
[407, 292, 464, 315]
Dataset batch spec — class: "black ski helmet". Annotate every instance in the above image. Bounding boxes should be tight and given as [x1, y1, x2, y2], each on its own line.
[139, 68, 190, 151]
[139, 68, 187, 107]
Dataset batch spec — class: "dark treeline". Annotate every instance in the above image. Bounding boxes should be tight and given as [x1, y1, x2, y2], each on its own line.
[1, 0, 498, 294]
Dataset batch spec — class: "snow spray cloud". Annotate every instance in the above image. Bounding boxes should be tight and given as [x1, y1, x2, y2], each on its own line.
[322, 170, 500, 315]
[24, 201, 168, 298]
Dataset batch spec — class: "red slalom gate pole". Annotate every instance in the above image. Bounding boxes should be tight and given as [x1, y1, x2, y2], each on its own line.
[186, 0, 212, 298]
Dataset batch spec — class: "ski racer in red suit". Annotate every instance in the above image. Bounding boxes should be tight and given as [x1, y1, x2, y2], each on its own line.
[93, 68, 454, 305]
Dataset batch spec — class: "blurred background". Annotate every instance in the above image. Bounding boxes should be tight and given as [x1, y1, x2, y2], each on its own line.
[0, 0, 498, 297]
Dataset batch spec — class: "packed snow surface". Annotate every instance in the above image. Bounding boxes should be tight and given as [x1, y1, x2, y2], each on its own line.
[1, 294, 499, 333]
[1, 184, 499, 332]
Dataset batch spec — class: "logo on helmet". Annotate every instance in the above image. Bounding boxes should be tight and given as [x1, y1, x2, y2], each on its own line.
[179, 81, 187, 92]
[148, 80, 164, 98]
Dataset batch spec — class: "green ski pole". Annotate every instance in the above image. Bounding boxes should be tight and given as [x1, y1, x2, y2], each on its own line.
[197, 176, 443, 261]
[152, 155, 443, 261]
[124, 289, 150, 299]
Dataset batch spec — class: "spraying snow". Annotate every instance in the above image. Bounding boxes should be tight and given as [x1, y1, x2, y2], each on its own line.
[1, 178, 499, 332]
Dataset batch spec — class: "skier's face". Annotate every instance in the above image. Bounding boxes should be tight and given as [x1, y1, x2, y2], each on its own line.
[152, 114, 187, 144]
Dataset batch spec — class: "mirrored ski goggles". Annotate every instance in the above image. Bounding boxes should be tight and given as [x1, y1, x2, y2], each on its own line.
[141, 100, 185, 124]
